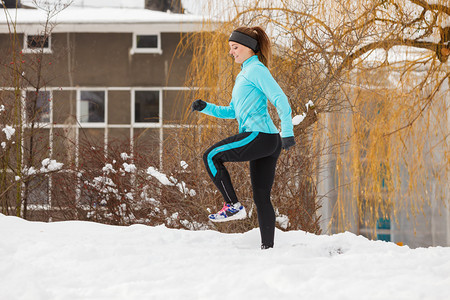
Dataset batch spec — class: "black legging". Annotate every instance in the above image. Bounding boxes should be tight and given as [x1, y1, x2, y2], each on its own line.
[203, 132, 281, 247]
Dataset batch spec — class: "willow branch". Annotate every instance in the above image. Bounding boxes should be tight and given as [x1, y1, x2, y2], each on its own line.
[342, 39, 437, 67]
[407, 0, 450, 15]
[383, 70, 450, 137]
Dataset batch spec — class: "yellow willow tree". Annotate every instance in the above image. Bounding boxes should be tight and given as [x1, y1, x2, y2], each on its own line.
[176, 0, 449, 237]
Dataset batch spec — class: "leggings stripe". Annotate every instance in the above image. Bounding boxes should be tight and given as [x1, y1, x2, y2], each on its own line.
[207, 131, 259, 177]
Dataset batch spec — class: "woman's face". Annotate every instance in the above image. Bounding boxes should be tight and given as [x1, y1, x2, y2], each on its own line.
[228, 41, 254, 64]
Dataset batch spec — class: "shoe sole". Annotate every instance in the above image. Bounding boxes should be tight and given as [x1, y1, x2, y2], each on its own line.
[208, 207, 247, 223]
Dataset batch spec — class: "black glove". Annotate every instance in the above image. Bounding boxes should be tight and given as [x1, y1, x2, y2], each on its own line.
[281, 136, 296, 150]
[191, 99, 206, 112]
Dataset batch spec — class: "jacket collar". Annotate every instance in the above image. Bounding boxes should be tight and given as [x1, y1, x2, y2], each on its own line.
[241, 55, 259, 69]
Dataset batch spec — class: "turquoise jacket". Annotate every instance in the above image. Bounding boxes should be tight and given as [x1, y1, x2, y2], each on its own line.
[200, 55, 294, 138]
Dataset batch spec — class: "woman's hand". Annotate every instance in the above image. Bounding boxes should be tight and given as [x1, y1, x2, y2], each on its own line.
[191, 99, 206, 112]
[281, 136, 296, 150]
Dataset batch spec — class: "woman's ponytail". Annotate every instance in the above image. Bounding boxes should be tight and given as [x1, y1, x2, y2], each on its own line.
[234, 26, 272, 68]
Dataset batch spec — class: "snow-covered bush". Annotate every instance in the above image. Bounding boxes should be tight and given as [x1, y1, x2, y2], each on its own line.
[51, 136, 204, 228]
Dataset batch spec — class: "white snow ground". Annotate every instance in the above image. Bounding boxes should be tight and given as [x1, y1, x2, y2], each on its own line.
[1, 214, 449, 300]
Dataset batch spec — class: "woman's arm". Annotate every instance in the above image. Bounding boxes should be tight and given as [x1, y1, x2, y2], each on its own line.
[201, 102, 236, 119]
[250, 65, 294, 138]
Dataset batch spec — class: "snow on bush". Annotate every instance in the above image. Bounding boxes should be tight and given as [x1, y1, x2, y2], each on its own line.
[146, 166, 196, 196]
[276, 214, 290, 229]
[89, 176, 118, 194]
[180, 160, 188, 169]
[122, 162, 137, 173]
[120, 152, 132, 160]
[102, 163, 116, 174]
[292, 100, 315, 126]
[18, 159, 63, 180]
[2, 125, 15, 140]
[146, 166, 172, 185]
[40, 158, 63, 173]
[76, 154, 197, 227]
[22, 166, 37, 176]
[292, 113, 306, 125]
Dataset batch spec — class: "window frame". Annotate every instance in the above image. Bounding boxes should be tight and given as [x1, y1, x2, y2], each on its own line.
[77, 89, 108, 127]
[131, 88, 162, 128]
[130, 32, 162, 55]
[22, 33, 52, 54]
[23, 89, 53, 125]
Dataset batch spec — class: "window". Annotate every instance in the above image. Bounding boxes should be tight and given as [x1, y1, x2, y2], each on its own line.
[131, 33, 162, 54]
[134, 90, 160, 124]
[79, 91, 105, 123]
[137, 35, 158, 48]
[25, 90, 51, 123]
[23, 34, 52, 53]
[27, 176, 49, 205]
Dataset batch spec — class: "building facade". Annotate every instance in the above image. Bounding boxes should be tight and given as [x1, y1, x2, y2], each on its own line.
[0, 4, 203, 218]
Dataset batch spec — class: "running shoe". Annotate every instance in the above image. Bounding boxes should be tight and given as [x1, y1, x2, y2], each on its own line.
[208, 202, 246, 222]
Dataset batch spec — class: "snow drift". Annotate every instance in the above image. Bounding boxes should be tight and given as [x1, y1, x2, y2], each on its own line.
[1, 214, 449, 300]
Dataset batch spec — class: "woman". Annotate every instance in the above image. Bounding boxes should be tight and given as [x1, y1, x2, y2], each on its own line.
[191, 26, 295, 249]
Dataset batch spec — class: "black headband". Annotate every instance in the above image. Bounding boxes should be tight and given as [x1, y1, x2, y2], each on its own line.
[229, 30, 259, 52]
